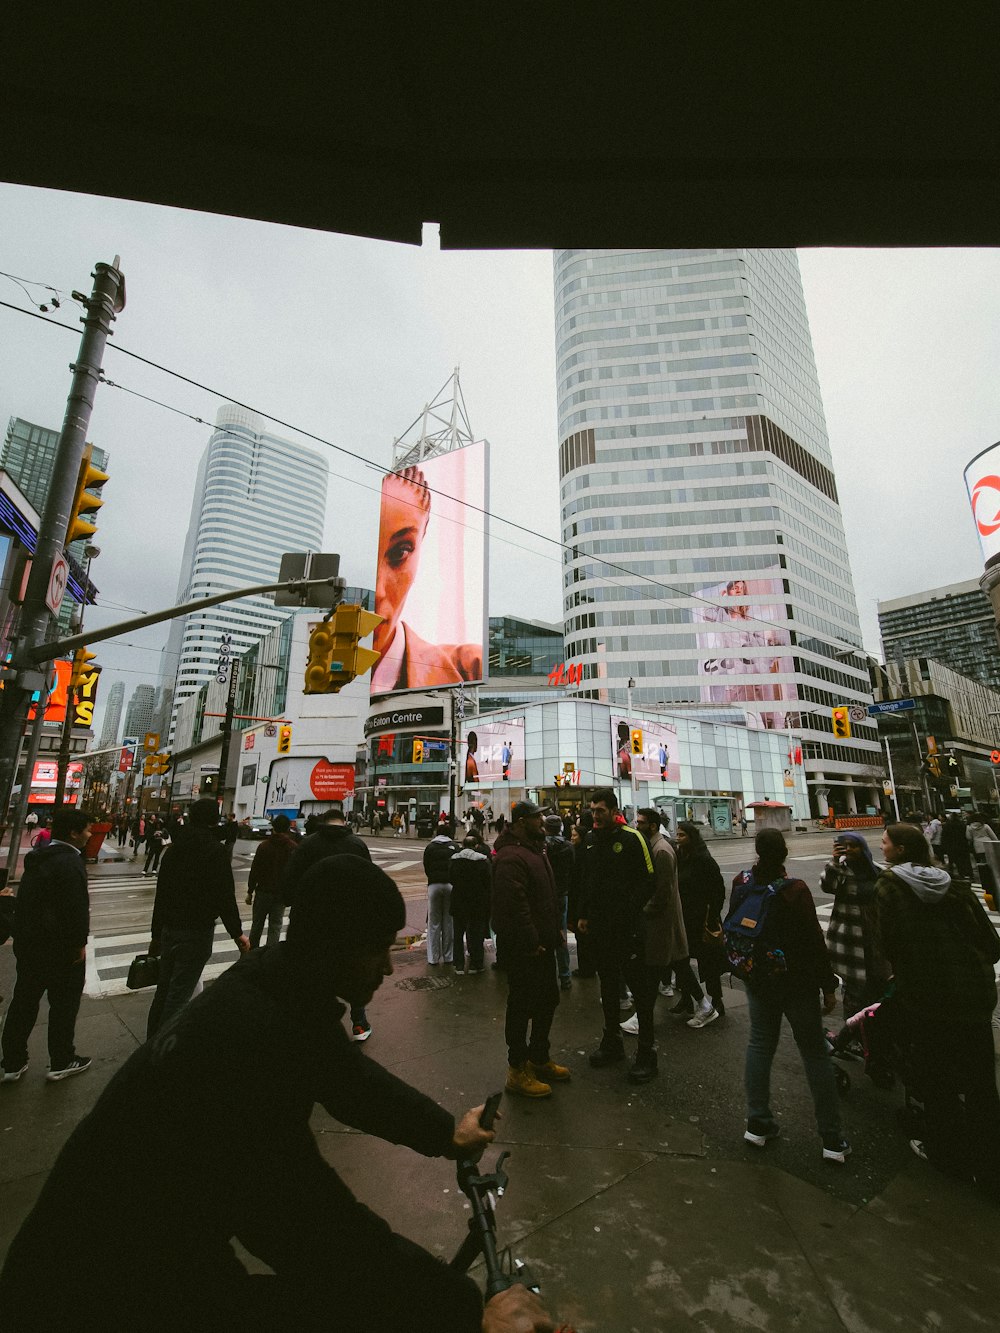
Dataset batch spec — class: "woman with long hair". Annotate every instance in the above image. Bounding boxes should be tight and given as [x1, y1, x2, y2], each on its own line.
[672, 821, 726, 1026]
[877, 822, 1000, 1191]
[732, 828, 849, 1163]
[820, 831, 889, 1019]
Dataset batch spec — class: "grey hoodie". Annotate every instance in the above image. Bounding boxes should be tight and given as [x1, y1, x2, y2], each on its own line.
[889, 861, 952, 904]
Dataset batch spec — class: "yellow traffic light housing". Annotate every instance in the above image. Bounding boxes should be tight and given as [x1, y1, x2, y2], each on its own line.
[66, 445, 109, 545]
[69, 647, 98, 692]
[303, 604, 383, 694]
[277, 725, 292, 754]
[831, 706, 851, 740]
[630, 728, 644, 756]
[412, 738, 424, 764]
[143, 754, 156, 776]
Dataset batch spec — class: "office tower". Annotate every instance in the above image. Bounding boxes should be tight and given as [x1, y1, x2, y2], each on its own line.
[878, 578, 1000, 691]
[99, 679, 125, 749]
[554, 249, 876, 814]
[123, 684, 157, 741]
[162, 405, 327, 726]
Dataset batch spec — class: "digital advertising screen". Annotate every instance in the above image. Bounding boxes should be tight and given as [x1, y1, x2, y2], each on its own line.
[461, 715, 525, 786]
[692, 574, 796, 731]
[610, 716, 680, 784]
[964, 440, 1000, 565]
[371, 440, 488, 694]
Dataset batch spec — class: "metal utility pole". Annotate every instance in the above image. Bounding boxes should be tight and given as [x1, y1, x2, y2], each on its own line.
[0, 258, 125, 835]
[215, 659, 241, 815]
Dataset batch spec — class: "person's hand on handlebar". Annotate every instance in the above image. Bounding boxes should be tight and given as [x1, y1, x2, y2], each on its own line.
[453, 1104, 499, 1160]
[482, 1283, 557, 1332]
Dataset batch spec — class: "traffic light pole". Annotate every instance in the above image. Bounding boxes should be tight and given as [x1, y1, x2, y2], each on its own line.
[215, 658, 240, 815]
[0, 258, 125, 842]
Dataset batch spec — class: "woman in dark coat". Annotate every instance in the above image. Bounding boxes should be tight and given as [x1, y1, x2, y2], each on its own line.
[674, 821, 728, 1018]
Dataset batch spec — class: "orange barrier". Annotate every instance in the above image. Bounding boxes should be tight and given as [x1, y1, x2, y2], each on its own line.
[833, 815, 885, 829]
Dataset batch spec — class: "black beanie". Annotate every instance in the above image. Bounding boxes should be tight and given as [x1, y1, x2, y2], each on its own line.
[287, 855, 405, 954]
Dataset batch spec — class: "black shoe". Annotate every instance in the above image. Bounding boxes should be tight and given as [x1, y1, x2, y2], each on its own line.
[627, 1050, 658, 1084]
[560, 977, 572, 991]
[589, 1041, 626, 1068]
[670, 998, 694, 1016]
[46, 1055, 92, 1083]
[821, 1134, 852, 1164]
[710, 998, 726, 1018]
[744, 1117, 781, 1148]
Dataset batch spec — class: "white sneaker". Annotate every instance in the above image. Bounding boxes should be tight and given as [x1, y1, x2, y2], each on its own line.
[619, 1013, 640, 1035]
[687, 1000, 719, 1029]
[658, 983, 676, 997]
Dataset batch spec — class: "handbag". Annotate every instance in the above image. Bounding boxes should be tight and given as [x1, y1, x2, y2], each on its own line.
[126, 953, 160, 990]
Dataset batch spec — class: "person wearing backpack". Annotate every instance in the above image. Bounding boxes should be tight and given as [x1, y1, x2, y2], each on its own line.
[726, 828, 849, 1163]
[875, 822, 1000, 1194]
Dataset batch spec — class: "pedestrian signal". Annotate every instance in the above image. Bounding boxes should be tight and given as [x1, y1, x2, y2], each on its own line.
[831, 707, 851, 739]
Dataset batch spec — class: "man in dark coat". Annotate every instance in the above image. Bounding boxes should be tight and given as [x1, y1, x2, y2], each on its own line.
[0, 856, 554, 1332]
[577, 788, 654, 1071]
[284, 804, 376, 1040]
[493, 801, 568, 1098]
[146, 798, 249, 1039]
[246, 814, 299, 948]
[1, 809, 94, 1083]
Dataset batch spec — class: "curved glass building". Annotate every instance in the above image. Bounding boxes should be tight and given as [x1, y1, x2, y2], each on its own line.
[554, 249, 878, 816]
[164, 405, 327, 727]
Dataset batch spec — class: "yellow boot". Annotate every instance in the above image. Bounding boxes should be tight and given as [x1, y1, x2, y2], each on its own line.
[527, 1059, 571, 1083]
[505, 1064, 552, 1098]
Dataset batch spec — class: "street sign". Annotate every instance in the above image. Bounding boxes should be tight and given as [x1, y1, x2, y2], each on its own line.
[848, 704, 867, 723]
[866, 698, 916, 715]
[45, 554, 69, 615]
[143, 732, 160, 753]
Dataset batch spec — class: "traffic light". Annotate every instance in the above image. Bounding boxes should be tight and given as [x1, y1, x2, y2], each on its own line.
[66, 444, 109, 545]
[630, 728, 644, 756]
[69, 647, 97, 693]
[277, 724, 292, 754]
[831, 706, 851, 739]
[143, 754, 156, 776]
[304, 621, 335, 693]
[303, 605, 383, 693]
[412, 738, 425, 764]
[943, 753, 961, 778]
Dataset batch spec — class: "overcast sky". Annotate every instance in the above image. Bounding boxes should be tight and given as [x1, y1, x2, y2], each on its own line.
[0, 181, 997, 739]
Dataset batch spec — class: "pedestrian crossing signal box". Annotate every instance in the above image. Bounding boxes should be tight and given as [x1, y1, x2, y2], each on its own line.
[831, 707, 851, 739]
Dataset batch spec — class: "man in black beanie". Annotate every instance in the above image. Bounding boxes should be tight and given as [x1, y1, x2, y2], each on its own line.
[0, 855, 555, 1331]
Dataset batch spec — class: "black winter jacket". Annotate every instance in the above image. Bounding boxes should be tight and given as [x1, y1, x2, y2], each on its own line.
[580, 823, 654, 956]
[423, 835, 459, 884]
[151, 826, 242, 942]
[0, 946, 479, 1330]
[491, 828, 561, 958]
[544, 833, 575, 898]
[447, 848, 492, 920]
[282, 824, 372, 904]
[12, 841, 89, 956]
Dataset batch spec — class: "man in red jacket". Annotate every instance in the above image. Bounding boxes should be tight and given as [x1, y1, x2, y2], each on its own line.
[492, 801, 570, 1099]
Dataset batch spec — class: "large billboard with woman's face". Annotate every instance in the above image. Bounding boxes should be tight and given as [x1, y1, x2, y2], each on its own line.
[461, 716, 525, 786]
[371, 440, 488, 694]
[693, 574, 796, 730]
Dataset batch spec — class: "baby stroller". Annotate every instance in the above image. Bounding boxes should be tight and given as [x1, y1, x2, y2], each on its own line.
[826, 993, 925, 1134]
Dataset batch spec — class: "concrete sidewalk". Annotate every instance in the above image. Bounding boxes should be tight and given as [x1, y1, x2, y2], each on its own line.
[1, 941, 997, 1331]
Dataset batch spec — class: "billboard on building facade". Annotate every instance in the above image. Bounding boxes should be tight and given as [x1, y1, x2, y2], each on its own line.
[693, 575, 796, 730]
[964, 440, 1000, 564]
[611, 716, 680, 784]
[29, 759, 83, 804]
[371, 440, 487, 694]
[265, 756, 355, 814]
[461, 715, 525, 785]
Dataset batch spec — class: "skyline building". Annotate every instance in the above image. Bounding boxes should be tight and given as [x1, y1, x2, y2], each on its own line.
[878, 578, 1000, 692]
[553, 248, 877, 816]
[98, 679, 125, 749]
[123, 683, 157, 742]
[162, 405, 327, 733]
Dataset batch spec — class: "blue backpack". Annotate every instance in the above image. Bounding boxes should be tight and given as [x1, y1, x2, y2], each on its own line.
[723, 871, 788, 985]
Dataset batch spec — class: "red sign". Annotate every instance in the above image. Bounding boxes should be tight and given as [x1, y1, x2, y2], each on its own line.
[243, 732, 256, 751]
[118, 746, 133, 773]
[29, 759, 83, 803]
[309, 760, 355, 802]
[27, 660, 71, 723]
[548, 661, 583, 686]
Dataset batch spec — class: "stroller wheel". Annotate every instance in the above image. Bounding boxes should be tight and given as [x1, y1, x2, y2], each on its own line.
[835, 1067, 851, 1095]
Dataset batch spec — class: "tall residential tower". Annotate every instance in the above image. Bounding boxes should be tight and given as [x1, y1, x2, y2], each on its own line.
[162, 405, 327, 732]
[554, 249, 876, 816]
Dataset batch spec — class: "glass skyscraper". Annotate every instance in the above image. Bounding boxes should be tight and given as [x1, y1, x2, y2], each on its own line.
[554, 249, 877, 815]
[163, 405, 327, 729]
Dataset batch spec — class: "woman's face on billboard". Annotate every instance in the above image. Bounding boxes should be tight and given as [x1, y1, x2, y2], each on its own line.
[375, 468, 430, 650]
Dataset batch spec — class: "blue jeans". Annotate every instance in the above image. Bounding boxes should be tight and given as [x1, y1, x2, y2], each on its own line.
[745, 985, 842, 1138]
[146, 927, 215, 1039]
